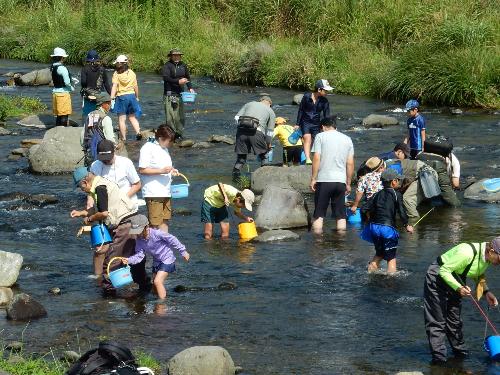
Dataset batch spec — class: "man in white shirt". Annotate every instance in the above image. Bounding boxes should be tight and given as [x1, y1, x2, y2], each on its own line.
[90, 140, 141, 209]
[310, 117, 354, 233]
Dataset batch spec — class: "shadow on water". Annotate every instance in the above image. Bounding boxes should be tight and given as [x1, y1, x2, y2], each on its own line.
[0, 59, 499, 374]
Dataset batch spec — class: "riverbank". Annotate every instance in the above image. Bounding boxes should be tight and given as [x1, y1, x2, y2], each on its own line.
[0, 0, 498, 108]
[0, 95, 45, 122]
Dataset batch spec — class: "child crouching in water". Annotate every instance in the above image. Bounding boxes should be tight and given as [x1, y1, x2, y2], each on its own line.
[123, 214, 189, 299]
[361, 168, 413, 274]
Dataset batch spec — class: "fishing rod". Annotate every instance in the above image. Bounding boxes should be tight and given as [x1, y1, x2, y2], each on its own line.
[412, 207, 435, 227]
[467, 293, 499, 336]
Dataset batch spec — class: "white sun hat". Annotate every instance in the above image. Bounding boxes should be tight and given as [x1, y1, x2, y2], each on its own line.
[113, 54, 128, 64]
[50, 47, 68, 57]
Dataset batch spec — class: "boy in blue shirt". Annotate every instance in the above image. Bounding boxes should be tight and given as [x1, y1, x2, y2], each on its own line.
[404, 99, 426, 159]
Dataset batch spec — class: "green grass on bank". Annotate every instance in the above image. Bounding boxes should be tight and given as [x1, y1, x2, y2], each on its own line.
[0, 94, 46, 122]
[0, 0, 498, 108]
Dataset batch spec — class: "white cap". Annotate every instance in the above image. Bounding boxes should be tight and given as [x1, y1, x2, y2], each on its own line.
[113, 54, 128, 64]
[315, 79, 334, 91]
[240, 189, 255, 211]
[50, 47, 68, 57]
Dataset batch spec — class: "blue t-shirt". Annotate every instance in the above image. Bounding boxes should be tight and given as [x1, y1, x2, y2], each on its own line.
[407, 114, 425, 150]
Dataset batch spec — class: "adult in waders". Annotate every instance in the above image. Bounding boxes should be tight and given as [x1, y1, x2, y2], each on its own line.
[162, 49, 195, 141]
[80, 49, 111, 123]
[424, 237, 500, 365]
[232, 96, 276, 181]
[71, 170, 149, 295]
[50, 47, 74, 127]
[81, 92, 116, 168]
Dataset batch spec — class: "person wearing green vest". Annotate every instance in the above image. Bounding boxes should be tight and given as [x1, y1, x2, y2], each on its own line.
[424, 237, 500, 365]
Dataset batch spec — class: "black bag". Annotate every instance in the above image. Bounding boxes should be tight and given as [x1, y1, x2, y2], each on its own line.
[82, 110, 107, 167]
[65, 341, 140, 375]
[237, 116, 260, 135]
[424, 134, 453, 157]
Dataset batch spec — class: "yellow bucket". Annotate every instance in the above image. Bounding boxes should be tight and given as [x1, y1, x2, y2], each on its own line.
[238, 222, 258, 240]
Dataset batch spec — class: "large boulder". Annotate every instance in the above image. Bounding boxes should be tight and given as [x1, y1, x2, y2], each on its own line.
[292, 93, 304, 105]
[464, 178, 500, 203]
[251, 165, 311, 194]
[253, 229, 300, 242]
[15, 68, 52, 86]
[0, 287, 14, 306]
[0, 251, 23, 287]
[6, 293, 47, 321]
[28, 126, 84, 173]
[167, 346, 235, 375]
[362, 114, 399, 128]
[17, 114, 79, 129]
[255, 185, 309, 230]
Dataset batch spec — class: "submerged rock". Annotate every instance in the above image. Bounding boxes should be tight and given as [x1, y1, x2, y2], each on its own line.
[362, 114, 399, 128]
[0, 287, 14, 306]
[0, 127, 12, 136]
[178, 139, 194, 148]
[17, 114, 79, 129]
[5, 341, 23, 352]
[20, 138, 43, 148]
[253, 229, 300, 242]
[255, 185, 309, 230]
[0, 192, 58, 208]
[11, 148, 28, 156]
[208, 134, 234, 145]
[192, 141, 213, 149]
[168, 346, 236, 375]
[464, 178, 500, 203]
[6, 293, 47, 321]
[15, 68, 52, 86]
[174, 282, 237, 293]
[0, 250, 23, 287]
[28, 126, 85, 173]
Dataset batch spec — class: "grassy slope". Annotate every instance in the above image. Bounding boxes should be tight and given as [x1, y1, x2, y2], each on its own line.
[0, 0, 498, 107]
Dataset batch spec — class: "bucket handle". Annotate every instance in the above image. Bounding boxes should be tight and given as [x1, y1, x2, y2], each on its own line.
[107, 257, 128, 277]
[173, 173, 189, 186]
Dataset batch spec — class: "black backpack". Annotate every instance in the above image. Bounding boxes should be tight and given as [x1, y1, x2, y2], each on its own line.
[83, 110, 106, 167]
[65, 341, 140, 375]
[424, 134, 453, 157]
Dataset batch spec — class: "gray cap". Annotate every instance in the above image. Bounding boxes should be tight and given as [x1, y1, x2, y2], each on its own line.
[168, 48, 183, 56]
[260, 95, 272, 105]
[95, 92, 112, 106]
[129, 214, 149, 235]
[381, 168, 404, 182]
[492, 236, 500, 254]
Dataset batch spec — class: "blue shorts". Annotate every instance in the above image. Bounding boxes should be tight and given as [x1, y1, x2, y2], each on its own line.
[152, 261, 176, 274]
[201, 200, 229, 223]
[300, 122, 320, 138]
[361, 223, 399, 261]
[113, 93, 142, 116]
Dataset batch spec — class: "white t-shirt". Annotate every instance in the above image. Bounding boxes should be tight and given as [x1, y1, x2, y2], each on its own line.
[446, 153, 460, 179]
[311, 129, 354, 183]
[90, 156, 140, 204]
[138, 141, 172, 198]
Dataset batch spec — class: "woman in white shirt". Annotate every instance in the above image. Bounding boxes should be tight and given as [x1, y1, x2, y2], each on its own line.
[139, 125, 178, 232]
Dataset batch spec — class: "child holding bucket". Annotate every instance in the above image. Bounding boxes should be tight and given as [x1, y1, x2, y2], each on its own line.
[201, 183, 255, 240]
[361, 168, 413, 274]
[350, 156, 385, 217]
[122, 214, 189, 299]
[272, 117, 303, 166]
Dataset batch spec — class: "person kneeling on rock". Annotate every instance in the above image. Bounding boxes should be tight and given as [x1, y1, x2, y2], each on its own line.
[122, 214, 189, 300]
[201, 183, 255, 240]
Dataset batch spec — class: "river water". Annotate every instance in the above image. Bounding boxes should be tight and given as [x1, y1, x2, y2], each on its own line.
[0, 59, 499, 374]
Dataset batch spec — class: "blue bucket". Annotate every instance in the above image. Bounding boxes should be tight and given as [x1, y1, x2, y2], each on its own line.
[485, 335, 500, 360]
[288, 129, 302, 145]
[90, 224, 112, 248]
[300, 151, 306, 165]
[171, 173, 190, 199]
[107, 257, 133, 288]
[346, 208, 362, 224]
[181, 92, 197, 103]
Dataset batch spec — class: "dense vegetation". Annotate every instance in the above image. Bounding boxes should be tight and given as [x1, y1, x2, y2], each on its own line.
[0, 0, 498, 107]
[0, 94, 46, 121]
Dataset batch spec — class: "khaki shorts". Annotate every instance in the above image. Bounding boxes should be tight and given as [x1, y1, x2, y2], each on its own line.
[145, 197, 172, 226]
[52, 92, 72, 115]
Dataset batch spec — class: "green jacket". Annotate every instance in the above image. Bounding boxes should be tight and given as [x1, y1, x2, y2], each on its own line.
[439, 242, 489, 291]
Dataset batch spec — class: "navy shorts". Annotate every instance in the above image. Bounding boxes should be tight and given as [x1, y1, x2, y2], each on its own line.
[152, 261, 176, 274]
[300, 123, 320, 138]
[313, 182, 347, 219]
[361, 223, 399, 261]
[201, 200, 229, 223]
[113, 93, 142, 116]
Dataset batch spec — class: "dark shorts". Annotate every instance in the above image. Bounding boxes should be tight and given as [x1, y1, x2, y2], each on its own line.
[113, 93, 142, 117]
[300, 123, 320, 138]
[152, 261, 176, 274]
[361, 223, 399, 261]
[201, 200, 229, 223]
[283, 146, 303, 165]
[313, 182, 347, 219]
[235, 130, 268, 155]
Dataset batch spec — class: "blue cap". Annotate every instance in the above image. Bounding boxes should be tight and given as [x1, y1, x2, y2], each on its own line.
[86, 50, 100, 62]
[405, 99, 420, 111]
[73, 166, 89, 187]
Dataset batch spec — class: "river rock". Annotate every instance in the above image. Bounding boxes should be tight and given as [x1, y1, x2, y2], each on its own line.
[0, 287, 14, 306]
[362, 114, 399, 128]
[15, 68, 52, 86]
[17, 114, 79, 129]
[208, 134, 235, 145]
[62, 351, 80, 362]
[20, 138, 43, 148]
[28, 126, 84, 173]
[7, 154, 21, 161]
[395, 372, 424, 375]
[251, 165, 311, 194]
[0, 250, 23, 287]
[6, 293, 47, 321]
[192, 141, 213, 149]
[255, 185, 309, 229]
[253, 229, 300, 242]
[0, 127, 12, 136]
[168, 346, 236, 375]
[178, 139, 194, 148]
[464, 178, 500, 203]
[5, 341, 23, 352]
[11, 148, 28, 156]
[292, 93, 304, 105]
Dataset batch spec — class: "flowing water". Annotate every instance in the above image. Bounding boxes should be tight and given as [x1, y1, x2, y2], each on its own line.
[0, 59, 499, 374]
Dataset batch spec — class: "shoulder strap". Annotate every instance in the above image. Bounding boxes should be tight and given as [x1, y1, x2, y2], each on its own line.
[456, 243, 478, 283]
